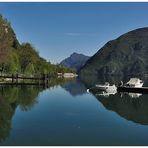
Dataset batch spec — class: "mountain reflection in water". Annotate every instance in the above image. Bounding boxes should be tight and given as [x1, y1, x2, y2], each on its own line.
[61, 79, 87, 96]
[80, 75, 148, 125]
[90, 91, 148, 125]
[1, 77, 148, 145]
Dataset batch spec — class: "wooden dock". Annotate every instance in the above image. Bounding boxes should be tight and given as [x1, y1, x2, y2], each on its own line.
[117, 86, 148, 94]
[0, 82, 47, 85]
[0, 74, 50, 87]
[0, 74, 48, 80]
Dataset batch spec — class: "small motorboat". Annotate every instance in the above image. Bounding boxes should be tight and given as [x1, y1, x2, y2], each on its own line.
[87, 82, 117, 94]
[117, 78, 146, 94]
[96, 82, 117, 91]
[95, 82, 110, 90]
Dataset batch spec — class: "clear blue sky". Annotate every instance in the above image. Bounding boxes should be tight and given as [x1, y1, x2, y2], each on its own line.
[0, 2, 148, 63]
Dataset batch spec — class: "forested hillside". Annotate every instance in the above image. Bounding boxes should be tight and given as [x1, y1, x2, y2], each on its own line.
[79, 27, 148, 76]
[0, 15, 73, 76]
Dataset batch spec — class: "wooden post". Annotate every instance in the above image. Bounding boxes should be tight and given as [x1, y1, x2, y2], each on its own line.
[1, 86, 4, 96]
[45, 74, 47, 87]
[38, 75, 41, 86]
[46, 74, 49, 87]
[42, 74, 46, 87]
[12, 74, 14, 83]
[42, 74, 46, 88]
[16, 73, 18, 83]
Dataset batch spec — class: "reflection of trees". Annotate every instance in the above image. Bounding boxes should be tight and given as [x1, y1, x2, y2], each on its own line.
[0, 94, 17, 142]
[17, 86, 41, 111]
[0, 85, 43, 142]
[1, 86, 42, 112]
[91, 91, 148, 125]
[0, 78, 74, 143]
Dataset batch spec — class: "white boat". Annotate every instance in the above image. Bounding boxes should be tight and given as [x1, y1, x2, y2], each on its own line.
[96, 82, 117, 91]
[106, 85, 117, 92]
[95, 82, 110, 90]
[87, 82, 117, 95]
[125, 78, 144, 88]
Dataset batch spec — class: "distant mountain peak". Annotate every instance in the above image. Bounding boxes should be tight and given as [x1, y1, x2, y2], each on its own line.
[60, 52, 90, 71]
[70, 52, 87, 57]
[71, 52, 77, 56]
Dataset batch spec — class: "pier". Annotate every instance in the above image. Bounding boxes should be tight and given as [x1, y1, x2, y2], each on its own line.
[0, 74, 50, 87]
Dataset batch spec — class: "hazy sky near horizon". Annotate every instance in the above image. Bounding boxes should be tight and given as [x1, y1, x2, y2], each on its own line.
[1, 2, 148, 63]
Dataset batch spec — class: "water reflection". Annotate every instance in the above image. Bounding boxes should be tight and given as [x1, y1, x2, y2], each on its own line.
[61, 78, 87, 96]
[0, 85, 42, 142]
[123, 92, 142, 98]
[89, 88, 148, 125]
[59, 76, 148, 125]
[0, 92, 14, 142]
[1, 76, 148, 145]
[78, 75, 148, 125]
[95, 90, 117, 97]
[0, 78, 72, 143]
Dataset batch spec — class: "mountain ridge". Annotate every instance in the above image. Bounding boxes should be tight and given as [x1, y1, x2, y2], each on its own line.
[79, 27, 148, 76]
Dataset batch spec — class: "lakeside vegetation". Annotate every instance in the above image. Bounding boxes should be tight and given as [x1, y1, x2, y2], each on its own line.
[0, 15, 75, 77]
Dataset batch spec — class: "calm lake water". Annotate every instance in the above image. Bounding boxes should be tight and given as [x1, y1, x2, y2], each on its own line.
[1, 77, 148, 145]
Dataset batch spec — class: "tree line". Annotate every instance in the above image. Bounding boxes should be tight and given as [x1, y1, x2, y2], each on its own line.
[0, 15, 75, 76]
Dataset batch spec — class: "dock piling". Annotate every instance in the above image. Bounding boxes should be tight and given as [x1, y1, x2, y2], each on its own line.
[12, 74, 14, 83]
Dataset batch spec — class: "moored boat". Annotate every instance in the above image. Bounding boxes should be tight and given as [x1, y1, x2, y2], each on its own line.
[124, 78, 144, 88]
[95, 82, 110, 91]
[87, 82, 117, 94]
[117, 78, 148, 94]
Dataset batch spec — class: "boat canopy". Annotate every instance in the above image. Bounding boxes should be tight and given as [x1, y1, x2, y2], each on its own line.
[126, 78, 141, 85]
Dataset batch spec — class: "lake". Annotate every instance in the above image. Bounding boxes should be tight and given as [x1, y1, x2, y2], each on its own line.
[1, 77, 148, 145]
